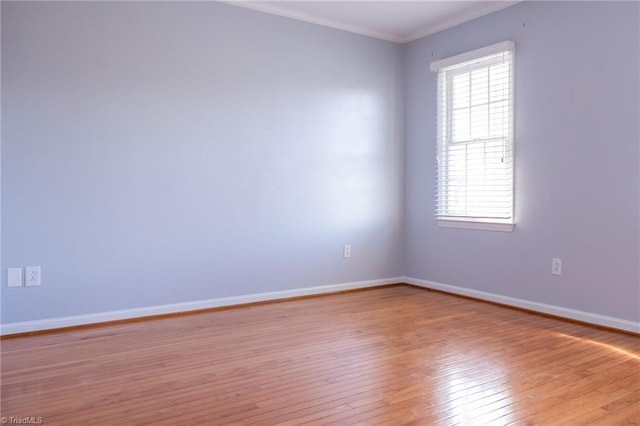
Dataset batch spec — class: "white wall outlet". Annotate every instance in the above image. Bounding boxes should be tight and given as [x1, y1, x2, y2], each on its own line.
[25, 266, 41, 287]
[343, 245, 351, 259]
[552, 258, 562, 276]
[8, 268, 23, 288]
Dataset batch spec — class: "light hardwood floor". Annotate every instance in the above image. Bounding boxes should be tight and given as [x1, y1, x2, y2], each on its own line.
[1, 285, 639, 425]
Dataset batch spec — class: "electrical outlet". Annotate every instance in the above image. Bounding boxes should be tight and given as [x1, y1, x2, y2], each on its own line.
[552, 258, 562, 276]
[8, 268, 23, 288]
[25, 266, 41, 287]
[343, 245, 351, 259]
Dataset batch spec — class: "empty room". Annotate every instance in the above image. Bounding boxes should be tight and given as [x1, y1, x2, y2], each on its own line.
[1, 0, 639, 424]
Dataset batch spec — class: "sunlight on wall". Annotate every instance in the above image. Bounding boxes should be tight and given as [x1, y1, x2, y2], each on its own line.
[319, 90, 388, 231]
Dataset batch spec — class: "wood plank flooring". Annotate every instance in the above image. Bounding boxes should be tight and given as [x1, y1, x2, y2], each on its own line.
[1, 285, 639, 425]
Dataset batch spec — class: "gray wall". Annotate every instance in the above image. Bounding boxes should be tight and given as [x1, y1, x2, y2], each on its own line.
[1, 1, 404, 322]
[404, 1, 640, 322]
[3, 1, 639, 326]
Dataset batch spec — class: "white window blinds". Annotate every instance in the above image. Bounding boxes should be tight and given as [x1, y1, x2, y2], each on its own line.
[431, 41, 515, 230]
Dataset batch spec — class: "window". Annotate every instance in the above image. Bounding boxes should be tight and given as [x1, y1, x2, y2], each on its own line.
[431, 41, 515, 232]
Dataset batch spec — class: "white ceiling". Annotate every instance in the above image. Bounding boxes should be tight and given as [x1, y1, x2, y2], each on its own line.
[226, 1, 519, 43]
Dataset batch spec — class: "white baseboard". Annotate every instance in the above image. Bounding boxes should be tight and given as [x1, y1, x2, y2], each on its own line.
[0, 277, 402, 336]
[3, 276, 637, 336]
[404, 276, 640, 334]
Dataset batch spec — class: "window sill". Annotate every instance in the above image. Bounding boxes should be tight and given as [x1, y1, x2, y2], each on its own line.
[437, 219, 515, 232]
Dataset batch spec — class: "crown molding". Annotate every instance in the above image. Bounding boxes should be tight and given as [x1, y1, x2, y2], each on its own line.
[222, 1, 520, 44]
[222, 1, 406, 43]
[405, 1, 520, 42]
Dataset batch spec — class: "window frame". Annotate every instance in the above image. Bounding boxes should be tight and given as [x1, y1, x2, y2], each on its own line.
[431, 41, 515, 232]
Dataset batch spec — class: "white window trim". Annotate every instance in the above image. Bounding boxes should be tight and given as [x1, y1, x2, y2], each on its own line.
[432, 41, 515, 232]
[430, 41, 515, 72]
[437, 219, 515, 232]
